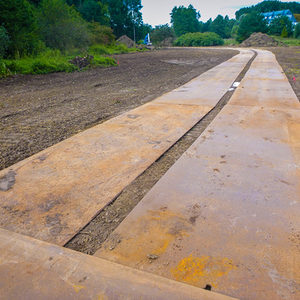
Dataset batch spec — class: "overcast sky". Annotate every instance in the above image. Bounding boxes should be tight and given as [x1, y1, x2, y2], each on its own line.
[141, 0, 297, 26]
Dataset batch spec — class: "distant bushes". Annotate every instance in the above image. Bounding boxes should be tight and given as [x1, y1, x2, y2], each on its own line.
[38, 0, 90, 52]
[174, 32, 224, 46]
[88, 22, 115, 45]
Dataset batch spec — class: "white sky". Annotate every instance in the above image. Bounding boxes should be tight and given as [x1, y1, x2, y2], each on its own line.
[141, 0, 298, 26]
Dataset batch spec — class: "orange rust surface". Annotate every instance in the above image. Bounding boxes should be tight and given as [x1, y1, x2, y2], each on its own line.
[95, 50, 300, 299]
[0, 228, 237, 300]
[0, 50, 253, 246]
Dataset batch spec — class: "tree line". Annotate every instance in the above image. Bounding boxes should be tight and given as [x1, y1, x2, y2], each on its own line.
[1, 0, 300, 60]
[0, 0, 150, 58]
[150, 1, 300, 46]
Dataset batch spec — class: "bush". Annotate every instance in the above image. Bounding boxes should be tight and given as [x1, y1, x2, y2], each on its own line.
[88, 22, 115, 45]
[236, 11, 268, 42]
[151, 24, 175, 46]
[92, 56, 117, 67]
[269, 16, 293, 37]
[0, 0, 41, 57]
[0, 61, 12, 77]
[0, 26, 10, 58]
[174, 32, 224, 47]
[294, 23, 300, 38]
[38, 0, 90, 51]
[89, 43, 136, 55]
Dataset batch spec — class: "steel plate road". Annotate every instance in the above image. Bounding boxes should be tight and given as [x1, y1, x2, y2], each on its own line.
[0, 50, 253, 245]
[95, 50, 300, 299]
[0, 228, 237, 300]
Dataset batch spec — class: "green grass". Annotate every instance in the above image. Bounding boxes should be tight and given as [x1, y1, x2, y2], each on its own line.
[89, 43, 141, 55]
[0, 43, 141, 78]
[223, 39, 240, 46]
[272, 36, 300, 46]
[2, 50, 78, 75]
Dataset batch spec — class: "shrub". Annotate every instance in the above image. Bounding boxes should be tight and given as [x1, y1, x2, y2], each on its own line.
[0, 0, 41, 57]
[0, 61, 12, 77]
[174, 32, 224, 47]
[88, 22, 115, 45]
[294, 23, 300, 38]
[151, 24, 175, 46]
[92, 56, 117, 67]
[269, 16, 293, 37]
[38, 0, 90, 51]
[89, 43, 137, 56]
[0, 26, 10, 58]
[236, 11, 268, 42]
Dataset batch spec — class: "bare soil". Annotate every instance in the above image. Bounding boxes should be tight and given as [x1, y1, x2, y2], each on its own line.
[269, 47, 300, 100]
[0, 48, 237, 170]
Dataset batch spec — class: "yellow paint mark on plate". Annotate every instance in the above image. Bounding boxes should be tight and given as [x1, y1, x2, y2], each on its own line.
[171, 255, 236, 287]
[72, 284, 85, 293]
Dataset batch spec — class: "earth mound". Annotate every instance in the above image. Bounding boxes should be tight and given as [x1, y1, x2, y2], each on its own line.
[117, 35, 135, 48]
[241, 32, 284, 47]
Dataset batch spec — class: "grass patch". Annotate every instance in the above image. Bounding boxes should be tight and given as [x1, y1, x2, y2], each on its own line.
[0, 46, 121, 77]
[223, 39, 240, 46]
[89, 43, 144, 56]
[272, 36, 300, 46]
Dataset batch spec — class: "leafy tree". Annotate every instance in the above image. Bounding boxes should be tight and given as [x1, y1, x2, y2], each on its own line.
[202, 18, 212, 32]
[102, 0, 143, 40]
[281, 26, 288, 37]
[268, 16, 293, 36]
[38, 0, 90, 51]
[237, 11, 268, 42]
[0, 26, 10, 58]
[151, 24, 175, 45]
[236, 1, 300, 20]
[209, 15, 236, 38]
[88, 22, 115, 44]
[0, 0, 41, 57]
[294, 23, 300, 38]
[171, 5, 200, 37]
[79, 0, 109, 25]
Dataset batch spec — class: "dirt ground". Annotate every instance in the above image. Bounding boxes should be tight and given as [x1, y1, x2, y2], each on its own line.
[1, 47, 299, 255]
[269, 47, 300, 100]
[0, 48, 237, 170]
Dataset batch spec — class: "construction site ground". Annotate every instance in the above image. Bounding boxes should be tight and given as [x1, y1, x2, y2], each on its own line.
[0, 48, 237, 170]
[0, 46, 299, 299]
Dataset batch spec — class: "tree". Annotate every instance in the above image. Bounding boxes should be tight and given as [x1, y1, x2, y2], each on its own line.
[294, 23, 300, 38]
[170, 5, 200, 37]
[0, 26, 10, 58]
[151, 24, 175, 45]
[202, 18, 212, 32]
[236, 1, 300, 20]
[0, 0, 41, 57]
[102, 0, 143, 40]
[268, 16, 293, 36]
[79, 0, 109, 25]
[88, 22, 115, 44]
[38, 0, 90, 51]
[237, 11, 268, 42]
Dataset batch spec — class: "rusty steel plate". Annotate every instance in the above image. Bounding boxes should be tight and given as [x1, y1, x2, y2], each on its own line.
[95, 50, 300, 300]
[154, 50, 253, 107]
[0, 228, 237, 300]
[0, 50, 253, 246]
